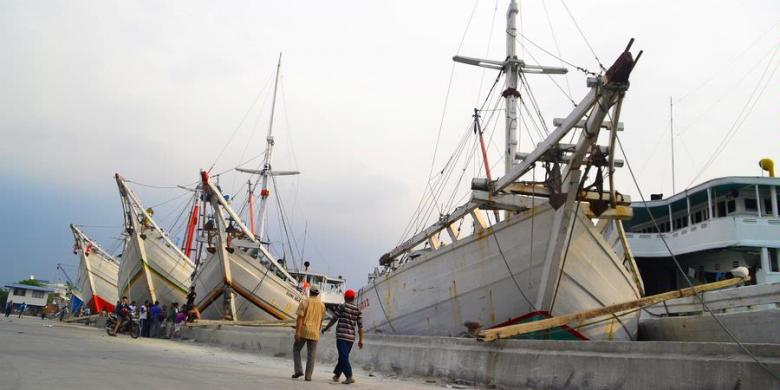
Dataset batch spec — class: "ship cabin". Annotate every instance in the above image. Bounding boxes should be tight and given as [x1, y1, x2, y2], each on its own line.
[623, 176, 780, 295]
[288, 268, 346, 307]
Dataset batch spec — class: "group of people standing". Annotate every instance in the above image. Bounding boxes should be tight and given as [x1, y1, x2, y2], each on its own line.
[4, 301, 25, 318]
[111, 295, 197, 339]
[292, 286, 364, 385]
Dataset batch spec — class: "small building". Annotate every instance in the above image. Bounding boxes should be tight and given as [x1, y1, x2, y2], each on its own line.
[4, 283, 55, 315]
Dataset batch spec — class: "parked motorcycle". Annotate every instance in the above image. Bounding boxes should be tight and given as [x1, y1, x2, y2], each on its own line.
[105, 313, 140, 338]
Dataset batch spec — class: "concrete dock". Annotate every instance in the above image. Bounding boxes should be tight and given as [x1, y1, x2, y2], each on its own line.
[0, 317, 438, 390]
[181, 323, 780, 390]
[2, 315, 779, 389]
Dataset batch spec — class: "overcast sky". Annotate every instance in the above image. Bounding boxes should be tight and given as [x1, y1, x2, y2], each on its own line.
[1, 0, 778, 288]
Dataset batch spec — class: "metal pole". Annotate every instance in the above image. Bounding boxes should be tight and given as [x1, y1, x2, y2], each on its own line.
[670, 97, 676, 193]
[248, 180, 255, 234]
[504, 0, 519, 175]
[256, 53, 282, 243]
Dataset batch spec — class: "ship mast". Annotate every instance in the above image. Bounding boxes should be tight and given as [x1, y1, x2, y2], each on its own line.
[256, 53, 283, 242]
[504, 0, 520, 174]
[236, 53, 299, 247]
[453, 0, 566, 180]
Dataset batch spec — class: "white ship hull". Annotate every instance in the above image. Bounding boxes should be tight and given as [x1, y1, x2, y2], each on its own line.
[71, 224, 121, 313]
[359, 204, 641, 340]
[115, 174, 195, 306]
[76, 250, 120, 312]
[117, 228, 193, 306]
[194, 170, 304, 321]
[193, 248, 301, 321]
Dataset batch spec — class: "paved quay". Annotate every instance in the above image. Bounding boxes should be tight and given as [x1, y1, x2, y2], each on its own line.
[0, 316, 441, 390]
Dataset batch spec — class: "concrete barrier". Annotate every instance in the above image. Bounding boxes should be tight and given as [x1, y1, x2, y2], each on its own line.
[640, 309, 780, 344]
[181, 325, 780, 389]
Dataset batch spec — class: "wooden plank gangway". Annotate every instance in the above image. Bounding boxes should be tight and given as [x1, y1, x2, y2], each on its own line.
[479, 272, 750, 342]
[186, 319, 297, 328]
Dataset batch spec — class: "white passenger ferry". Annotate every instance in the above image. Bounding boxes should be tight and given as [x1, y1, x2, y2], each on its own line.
[622, 162, 780, 343]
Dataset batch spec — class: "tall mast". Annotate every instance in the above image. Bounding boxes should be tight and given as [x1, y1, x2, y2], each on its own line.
[454, 0, 566, 175]
[504, 0, 520, 174]
[256, 53, 283, 242]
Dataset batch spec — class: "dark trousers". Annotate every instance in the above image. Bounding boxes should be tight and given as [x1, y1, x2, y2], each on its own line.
[334, 339, 354, 378]
[293, 339, 318, 380]
[141, 318, 150, 337]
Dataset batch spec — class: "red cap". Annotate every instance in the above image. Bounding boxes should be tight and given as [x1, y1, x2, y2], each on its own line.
[344, 289, 356, 300]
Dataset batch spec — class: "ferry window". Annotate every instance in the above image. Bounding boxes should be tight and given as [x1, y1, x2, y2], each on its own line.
[771, 248, 779, 273]
[744, 198, 757, 211]
[693, 211, 702, 223]
[727, 200, 736, 214]
[675, 217, 688, 229]
[717, 201, 726, 217]
[703, 208, 709, 220]
[764, 199, 773, 214]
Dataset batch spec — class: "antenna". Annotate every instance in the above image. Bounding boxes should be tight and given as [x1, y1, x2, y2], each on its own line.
[301, 220, 308, 261]
[670, 96, 676, 193]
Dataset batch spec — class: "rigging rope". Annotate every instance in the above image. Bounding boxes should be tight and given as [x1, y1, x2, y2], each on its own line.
[424, 0, 481, 215]
[541, 0, 573, 98]
[678, 21, 780, 103]
[209, 73, 275, 173]
[677, 41, 780, 138]
[687, 45, 780, 187]
[490, 213, 538, 312]
[125, 180, 182, 190]
[397, 72, 503, 243]
[271, 174, 301, 271]
[476, 0, 499, 106]
[513, 35, 578, 106]
[147, 191, 191, 209]
[548, 163, 589, 313]
[515, 31, 596, 76]
[559, 0, 605, 71]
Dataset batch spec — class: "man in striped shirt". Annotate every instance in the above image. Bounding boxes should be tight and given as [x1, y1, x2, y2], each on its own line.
[323, 289, 364, 384]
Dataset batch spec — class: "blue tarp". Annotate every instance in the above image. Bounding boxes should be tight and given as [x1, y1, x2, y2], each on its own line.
[70, 292, 83, 314]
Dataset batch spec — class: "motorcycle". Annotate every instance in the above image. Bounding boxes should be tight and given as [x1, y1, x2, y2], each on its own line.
[105, 313, 140, 338]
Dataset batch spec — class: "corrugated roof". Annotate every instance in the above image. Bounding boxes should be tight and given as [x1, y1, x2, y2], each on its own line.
[4, 283, 55, 292]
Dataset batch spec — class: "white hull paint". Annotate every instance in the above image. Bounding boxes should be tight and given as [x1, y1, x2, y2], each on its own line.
[76, 251, 119, 310]
[71, 225, 120, 311]
[195, 170, 303, 321]
[359, 204, 641, 340]
[116, 174, 195, 306]
[194, 248, 301, 321]
[117, 229, 194, 305]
